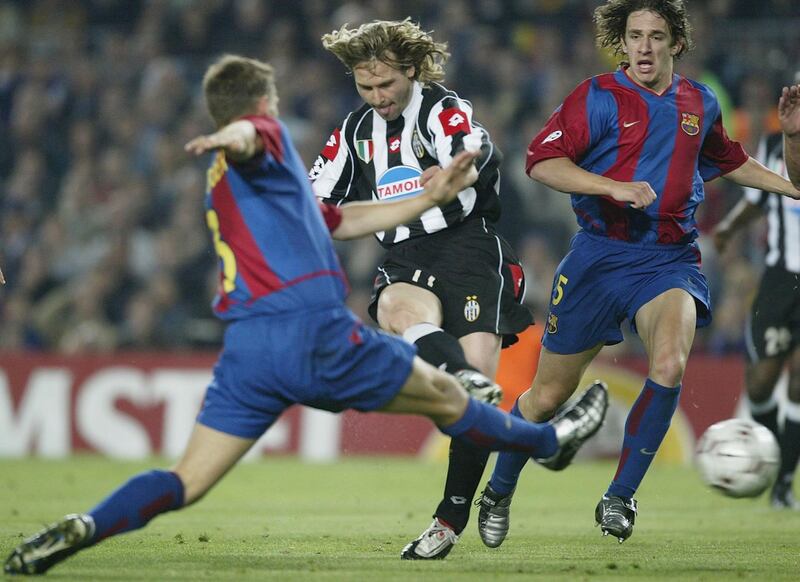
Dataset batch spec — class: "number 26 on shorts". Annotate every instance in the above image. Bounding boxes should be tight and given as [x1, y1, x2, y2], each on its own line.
[552, 274, 569, 306]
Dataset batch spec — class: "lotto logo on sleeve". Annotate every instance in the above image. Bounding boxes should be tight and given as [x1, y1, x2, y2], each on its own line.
[376, 165, 423, 200]
[542, 130, 563, 144]
[439, 108, 471, 136]
[321, 128, 341, 160]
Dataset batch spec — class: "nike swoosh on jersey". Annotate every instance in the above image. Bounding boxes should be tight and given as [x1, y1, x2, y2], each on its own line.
[623, 121, 641, 128]
[640, 447, 658, 455]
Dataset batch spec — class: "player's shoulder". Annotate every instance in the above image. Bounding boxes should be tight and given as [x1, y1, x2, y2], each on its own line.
[421, 81, 457, 102]
[337, 103, 373, 140]
[680, 75, 718, 99]
[557, 75, 615, 109]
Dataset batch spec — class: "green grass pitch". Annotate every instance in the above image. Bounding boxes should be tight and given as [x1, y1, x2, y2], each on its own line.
[1, 456, 798, 580]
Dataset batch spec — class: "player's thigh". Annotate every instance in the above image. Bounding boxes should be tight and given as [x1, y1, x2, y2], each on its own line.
[172, 423, 256, 505]
[436, 233, 532, 347]
[749, 267, 799, 361]
[378, 356, 467, 424]
[521, 344, 602, 420]
[786, 346, 800, 402]
[459, 331, 502, 378]
[371, 222, 532, 346]
[376, 281, 443, 332]
[746, 356, 786, 402]
[634, 289, 696, 386]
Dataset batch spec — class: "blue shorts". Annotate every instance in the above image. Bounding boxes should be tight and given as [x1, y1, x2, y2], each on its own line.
[542, 231, 712, 355]
[196, 306, 416, 439]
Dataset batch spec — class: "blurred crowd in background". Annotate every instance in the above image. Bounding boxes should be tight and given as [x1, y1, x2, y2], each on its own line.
[0, 0, 798, 356]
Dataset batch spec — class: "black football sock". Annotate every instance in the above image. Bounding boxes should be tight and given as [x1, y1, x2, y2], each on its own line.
[402, 323, 475, 373]
[778, 402, 800, 482]
[433, 438, 490, 534]
[748, 394, 779, 437]
[403, 323, 484, 534]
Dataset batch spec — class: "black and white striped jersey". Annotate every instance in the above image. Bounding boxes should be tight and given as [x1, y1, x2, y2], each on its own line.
[309, 81, 502, 247]
[744, 132, 800, 273]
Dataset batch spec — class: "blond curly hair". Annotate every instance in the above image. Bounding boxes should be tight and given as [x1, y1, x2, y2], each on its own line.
[322, 19, 449, 84]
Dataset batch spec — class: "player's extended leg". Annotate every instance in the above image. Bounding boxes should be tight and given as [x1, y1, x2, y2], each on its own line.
[596, 289, 695, 543]
[4, 424, 255, 575]
[401, 331, 502, 559]
[379, 356, 607, 460]
[770, 346, 800, 509]
[477, 344, 602, 548]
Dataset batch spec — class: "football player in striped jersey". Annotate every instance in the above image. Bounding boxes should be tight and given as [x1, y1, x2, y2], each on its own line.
[313, 20, 535, 559]
[714, 81, 800, 508]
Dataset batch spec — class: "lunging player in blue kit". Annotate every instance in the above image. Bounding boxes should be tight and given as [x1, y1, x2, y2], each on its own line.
[3, 55, 608, 576]
[476, 0, 800, 545]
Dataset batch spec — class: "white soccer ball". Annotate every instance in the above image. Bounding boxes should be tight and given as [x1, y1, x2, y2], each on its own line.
[695, 418, 780, 498]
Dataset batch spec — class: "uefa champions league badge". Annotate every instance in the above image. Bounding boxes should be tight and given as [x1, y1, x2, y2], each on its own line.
[376, 165, 424, 201]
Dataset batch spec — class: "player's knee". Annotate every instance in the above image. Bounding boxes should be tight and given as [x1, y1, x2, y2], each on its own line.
[746, 373, 778, 402]
[379, 311, 419, 335]
[523, 382, 573, 421]
[649, 352, 687, 387]
[376, 286, 440, 334]
[522, 392, 559, 421]
[746, 360, 783, 401]
[428, 372, 468, 425]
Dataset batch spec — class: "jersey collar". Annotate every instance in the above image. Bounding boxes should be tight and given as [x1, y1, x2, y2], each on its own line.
[616, 65, 678, 98]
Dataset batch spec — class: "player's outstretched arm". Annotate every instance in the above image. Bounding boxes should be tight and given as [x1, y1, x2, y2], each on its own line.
[184, 119, 262, 162]
[711, 198, 762, 254]
[528, 157, 657, 209]
[722, 156, 800, 200]
[779, 84, 800, 188]
[331, 150, 478, 240]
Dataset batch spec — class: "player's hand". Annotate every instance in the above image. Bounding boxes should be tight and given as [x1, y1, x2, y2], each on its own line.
[712, 224, 733, 254]
[778, 84, 800, 138]
[424, 150, 479, 205]
[419, 165, 441, 187]
[609, 181, 657, 209]
[785, 186, 800, 200]
[185, 120, 257, 157]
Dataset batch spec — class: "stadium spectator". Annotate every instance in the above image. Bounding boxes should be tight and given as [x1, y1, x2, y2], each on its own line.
[476, 0, 800, 547]
[0, 2, 798, 357]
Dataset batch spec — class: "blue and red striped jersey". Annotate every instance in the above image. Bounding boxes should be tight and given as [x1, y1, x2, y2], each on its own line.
[526, 67, 748, 245]
[204, 115, 348, 320]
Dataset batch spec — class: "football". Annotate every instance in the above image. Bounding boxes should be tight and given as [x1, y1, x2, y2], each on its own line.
[695, 418, 780, 498]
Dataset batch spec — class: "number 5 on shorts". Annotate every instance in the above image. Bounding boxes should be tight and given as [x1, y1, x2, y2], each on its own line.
[552, 274, 569, 306]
